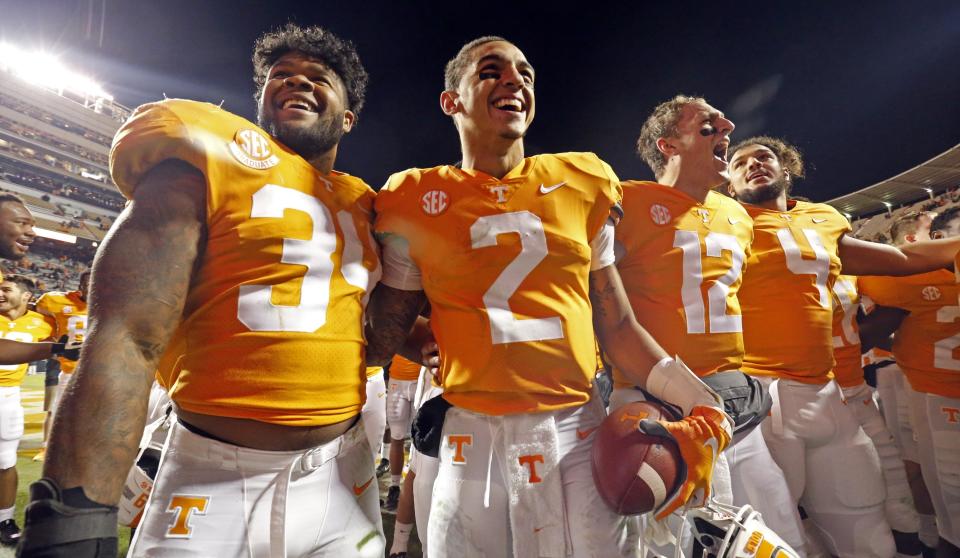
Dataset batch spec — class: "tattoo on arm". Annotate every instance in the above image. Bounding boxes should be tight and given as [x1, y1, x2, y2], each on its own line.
[43, 160, 206, 505]
[366, 284, 427, 366]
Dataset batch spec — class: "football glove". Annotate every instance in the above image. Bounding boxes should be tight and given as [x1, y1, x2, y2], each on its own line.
[639, 404, 731, 520]
[50, 335, 82, 362]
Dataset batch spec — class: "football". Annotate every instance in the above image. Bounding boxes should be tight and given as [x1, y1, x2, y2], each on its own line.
[591, 400, 683, 515]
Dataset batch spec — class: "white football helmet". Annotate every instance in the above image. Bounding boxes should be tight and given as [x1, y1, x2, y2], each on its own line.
[685, 501, 800, 558]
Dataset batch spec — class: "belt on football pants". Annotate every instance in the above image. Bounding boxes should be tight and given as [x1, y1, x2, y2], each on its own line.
[269, 418, 364, 558]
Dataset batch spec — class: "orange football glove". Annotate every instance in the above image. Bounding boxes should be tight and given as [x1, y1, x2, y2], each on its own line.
[639, 405, 731, 520]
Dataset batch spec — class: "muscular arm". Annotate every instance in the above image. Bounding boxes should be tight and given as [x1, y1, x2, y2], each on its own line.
[43, 160, 205, 505]
[858, 304, 908, 352]
[839, 234, 960, 276]
[589, 264, 668, 386]
[365, 284, 427, 367]
[0, 338, 58, 365]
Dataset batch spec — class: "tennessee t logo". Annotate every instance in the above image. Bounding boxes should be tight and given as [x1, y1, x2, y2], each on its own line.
[518, 454, 545, 483]
[448, 434, 472, 464]
[166, 495, 210, 538]
[619, 410, 648, 429]
[943, 406, 960, 424]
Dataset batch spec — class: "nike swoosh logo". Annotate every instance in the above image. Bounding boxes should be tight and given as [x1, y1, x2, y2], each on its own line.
[352, 476, 374, 496]
[539, 181, 566, 194]
[727, 216, 740, 225]
[812, 218, 828, 223]
[576, 427, 597, 440]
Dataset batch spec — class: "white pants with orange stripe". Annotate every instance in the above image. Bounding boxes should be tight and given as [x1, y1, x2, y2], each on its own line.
[841, 381, 919, 533]
[908, 389, 960, 547]
[760, 378, 895, 558]
[428, 395, 636, 558]
[129, 418, 384, 558]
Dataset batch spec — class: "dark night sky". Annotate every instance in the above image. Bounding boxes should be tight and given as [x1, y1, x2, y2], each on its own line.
[2, 1, 958, 202]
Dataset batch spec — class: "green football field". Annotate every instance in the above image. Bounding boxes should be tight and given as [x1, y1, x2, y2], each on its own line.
[4, 374, 423, 557]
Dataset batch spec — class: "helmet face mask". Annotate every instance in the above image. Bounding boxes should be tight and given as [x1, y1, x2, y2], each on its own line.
[686, 501, 800, 558]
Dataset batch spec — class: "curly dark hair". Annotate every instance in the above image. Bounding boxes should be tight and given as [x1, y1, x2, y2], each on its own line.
[931, 206, 960, 237]
[729, 136, 805, 179]
[444, 36, 510, 91]
[252, 23, 368, 116]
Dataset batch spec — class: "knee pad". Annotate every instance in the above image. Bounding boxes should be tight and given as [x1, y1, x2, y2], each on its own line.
[808, 434, 886, 511]
[852, 517, 897, 558]
[0, 403, 23, 442]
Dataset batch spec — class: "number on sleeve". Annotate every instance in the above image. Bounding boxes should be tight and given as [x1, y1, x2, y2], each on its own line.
[470, 211, 564, 345]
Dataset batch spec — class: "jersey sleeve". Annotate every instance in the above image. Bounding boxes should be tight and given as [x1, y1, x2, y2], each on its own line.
[858, 276, 906, 309]
[374, 171, 425, 291]
[110, 99, 210, 199]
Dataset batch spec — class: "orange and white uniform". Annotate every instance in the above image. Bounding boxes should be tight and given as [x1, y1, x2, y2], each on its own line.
[831, 275, 919, 533]
[739, 199, 894, 558]
[111, 99, 381, 427]
[386, 354, 422, 441]
[112, 99, 384, 557]
[0, 311, 52, 470]
[860, 269, 960, 545]
[375, 153, 628, 557]
[35, 290, 87, 374]
[613, 182, 752, 384]
[611, 183, 806, 553]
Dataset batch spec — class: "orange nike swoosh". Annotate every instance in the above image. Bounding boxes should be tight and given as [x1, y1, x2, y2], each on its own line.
[353, 476, 374, 496]
[576, 427, 597, 440]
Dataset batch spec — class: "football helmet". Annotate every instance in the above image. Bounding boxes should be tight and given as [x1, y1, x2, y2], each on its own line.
[685, 501, 799, 558]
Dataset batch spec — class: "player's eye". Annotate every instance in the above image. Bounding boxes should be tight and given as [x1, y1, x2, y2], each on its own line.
[271, 71, 290, 80]
[479, 71, 499, 80]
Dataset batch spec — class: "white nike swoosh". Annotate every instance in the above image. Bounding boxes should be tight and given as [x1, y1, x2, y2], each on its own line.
[812, 218, 828, 223]
[539, 181, 566, 194]
[727, 217, 740, 225]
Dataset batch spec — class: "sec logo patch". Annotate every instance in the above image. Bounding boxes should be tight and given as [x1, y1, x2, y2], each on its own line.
[921, 286, 942, 301]
[229, 129, 279, 170]
[649, 204, 671, 225]
[421, 190, 449, 216]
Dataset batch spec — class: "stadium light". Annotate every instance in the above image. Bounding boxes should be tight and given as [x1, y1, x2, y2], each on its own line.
[0, 42, 113, 102]
[34, 227, 77, 244]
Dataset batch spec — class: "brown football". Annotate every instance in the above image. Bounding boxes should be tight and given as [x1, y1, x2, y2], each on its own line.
[591, 400, 682, 515]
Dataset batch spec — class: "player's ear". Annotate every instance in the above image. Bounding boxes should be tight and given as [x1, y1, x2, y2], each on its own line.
[655, 137, 676, 158]
[440, 90, 460, 116]
[342, 110, 356, 134]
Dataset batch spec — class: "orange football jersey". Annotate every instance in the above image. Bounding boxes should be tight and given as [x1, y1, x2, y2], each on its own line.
[0, 310, 53, 386]
[613, 182, 753, 387]
[830, 275, 865, 388]
[389, 354, 422, 382]
[110, 99, 381, 426]
[739, 200, 851, 383]
[375, 153, 621, 415]
[859, 270, 960, 398]
[35, 290, 87, 373]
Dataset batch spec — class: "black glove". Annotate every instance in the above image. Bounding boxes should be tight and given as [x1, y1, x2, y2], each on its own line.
[17, 478, 118, 558]
[411, 395, 452, 458]
[50, 335, 81, 362]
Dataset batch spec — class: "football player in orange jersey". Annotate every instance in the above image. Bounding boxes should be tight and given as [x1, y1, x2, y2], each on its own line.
[19, 24, 385, 557]
[368, 37, 732, 557]
[612, 95, 807, 555]
[831, 275, 924, 556]
[0, 194, 77, 367]
[858, 208, 960, 558]
[0, 275, 52, 545]
[727, 136, 960, 558]
[32, 270, 89, 464]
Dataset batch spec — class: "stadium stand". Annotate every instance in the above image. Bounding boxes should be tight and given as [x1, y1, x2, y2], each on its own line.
[829, 143, 960, 242]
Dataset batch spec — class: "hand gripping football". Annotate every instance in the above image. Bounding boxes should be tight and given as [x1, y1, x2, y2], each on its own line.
[591, 400, 682, 515]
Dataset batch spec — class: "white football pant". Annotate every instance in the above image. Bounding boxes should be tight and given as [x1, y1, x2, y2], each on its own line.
[760, 378, 895, 558]
[0, 387, 22, 470]
[909, 389, 960, 547]
[129, 418, 384, 558]
[876, 364, 919, 463]
[386, 378, 418, 440]
[362, 370, 387, 461]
